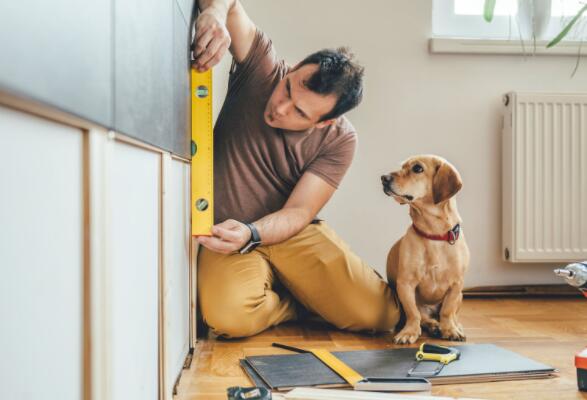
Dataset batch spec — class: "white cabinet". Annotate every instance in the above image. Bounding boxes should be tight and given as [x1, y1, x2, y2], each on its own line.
[108, 141, 161, 400]
[0, 104, 193, 400]
[162, 155, 191, 399]
[0, 106, 84, 400]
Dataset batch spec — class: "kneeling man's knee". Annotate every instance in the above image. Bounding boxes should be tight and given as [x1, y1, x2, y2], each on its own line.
[339, 293, 401, 333]
[202, 297, 262, 338]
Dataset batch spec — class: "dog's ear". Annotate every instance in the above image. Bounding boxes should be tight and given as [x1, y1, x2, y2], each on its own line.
[432, 161, 462, 204]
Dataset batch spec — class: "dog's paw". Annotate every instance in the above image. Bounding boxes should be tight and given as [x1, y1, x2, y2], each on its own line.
[421, 320, 442, 338]
[440, 324, 466, 341]
[393, 326, 421, 344]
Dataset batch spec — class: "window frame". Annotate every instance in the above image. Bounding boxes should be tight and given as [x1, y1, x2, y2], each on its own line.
[432, 0, 587, 41]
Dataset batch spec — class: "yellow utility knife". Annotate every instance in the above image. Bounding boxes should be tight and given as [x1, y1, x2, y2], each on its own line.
[408, 343, 461, 377]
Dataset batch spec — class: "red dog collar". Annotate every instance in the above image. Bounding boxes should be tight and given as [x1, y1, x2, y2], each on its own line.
[412, 223, 461, 245]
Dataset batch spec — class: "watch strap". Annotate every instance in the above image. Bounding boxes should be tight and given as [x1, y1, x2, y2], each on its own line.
[246, 223, 261, 244]
[239, 223, 261, 254]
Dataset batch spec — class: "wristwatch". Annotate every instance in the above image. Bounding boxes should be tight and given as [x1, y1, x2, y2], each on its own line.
[239, 223, 262, 254]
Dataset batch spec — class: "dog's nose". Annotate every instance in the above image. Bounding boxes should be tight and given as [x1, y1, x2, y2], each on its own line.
[381, 175, 393, 185]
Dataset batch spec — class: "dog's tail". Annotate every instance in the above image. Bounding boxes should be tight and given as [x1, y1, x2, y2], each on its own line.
[387, 280, 406, 332]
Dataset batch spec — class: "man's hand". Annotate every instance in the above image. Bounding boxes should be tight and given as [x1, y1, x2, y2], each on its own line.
[194, 0, 256, 67]
[197, 219, 251, 254]
[192, 9, 231, 72]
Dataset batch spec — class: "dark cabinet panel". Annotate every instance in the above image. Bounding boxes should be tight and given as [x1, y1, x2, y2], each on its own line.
[0, 0, 112, 126]
[0, 0, 192, 157]
[114, 0, 175, 154]
[173, 2, 191, 157]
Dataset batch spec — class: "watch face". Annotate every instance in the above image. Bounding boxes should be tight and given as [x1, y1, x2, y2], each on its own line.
[239, 241, 260, 254]
[240, 243, 253, 254]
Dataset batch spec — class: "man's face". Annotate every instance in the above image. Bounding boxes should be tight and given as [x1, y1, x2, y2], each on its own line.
[264, 64, 338, 131]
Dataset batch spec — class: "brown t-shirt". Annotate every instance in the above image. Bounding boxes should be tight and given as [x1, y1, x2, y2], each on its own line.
[214, 29, 357, 224]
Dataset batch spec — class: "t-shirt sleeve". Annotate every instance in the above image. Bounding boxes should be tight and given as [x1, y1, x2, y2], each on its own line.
[228, 28, 280, 93]
[305, 132, 357, 189]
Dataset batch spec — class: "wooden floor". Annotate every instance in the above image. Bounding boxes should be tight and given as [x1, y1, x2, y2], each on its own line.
[175, 297, 587, 400]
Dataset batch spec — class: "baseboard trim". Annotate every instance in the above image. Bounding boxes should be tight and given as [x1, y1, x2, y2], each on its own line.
[463, 284, 581, 297]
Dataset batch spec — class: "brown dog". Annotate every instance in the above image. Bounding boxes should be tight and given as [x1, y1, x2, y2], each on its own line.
[381, 155, 469, 345]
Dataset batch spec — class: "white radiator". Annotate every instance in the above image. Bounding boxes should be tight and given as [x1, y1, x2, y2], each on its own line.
[502, 92, 587, 263]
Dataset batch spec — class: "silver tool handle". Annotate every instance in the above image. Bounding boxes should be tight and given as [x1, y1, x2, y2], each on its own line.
[554, 262, 587, 288]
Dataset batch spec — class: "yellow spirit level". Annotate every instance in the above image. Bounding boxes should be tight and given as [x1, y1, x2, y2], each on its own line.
[190, 69, 214, 236]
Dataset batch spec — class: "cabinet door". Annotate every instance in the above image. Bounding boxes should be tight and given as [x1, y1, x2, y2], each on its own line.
[0, 106, 84, 400]
[108, 141, 160, 400]
[162, 155, 191, 399]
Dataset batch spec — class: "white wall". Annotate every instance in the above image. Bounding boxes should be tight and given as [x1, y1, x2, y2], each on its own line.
[212, 0, 587, 287]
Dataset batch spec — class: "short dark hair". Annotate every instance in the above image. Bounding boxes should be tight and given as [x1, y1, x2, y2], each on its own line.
[296, 47, 364, 121]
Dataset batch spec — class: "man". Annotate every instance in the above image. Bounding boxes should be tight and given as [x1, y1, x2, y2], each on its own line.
[193, 0, 400, 338]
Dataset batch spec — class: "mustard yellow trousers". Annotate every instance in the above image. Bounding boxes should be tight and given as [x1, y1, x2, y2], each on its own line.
[197, 222, 401, 338]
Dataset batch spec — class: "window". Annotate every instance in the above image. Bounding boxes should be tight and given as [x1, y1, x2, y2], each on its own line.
[433, 0, 587, 41]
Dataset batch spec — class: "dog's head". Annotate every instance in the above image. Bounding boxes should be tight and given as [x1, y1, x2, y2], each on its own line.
[381, 155, 462, 206]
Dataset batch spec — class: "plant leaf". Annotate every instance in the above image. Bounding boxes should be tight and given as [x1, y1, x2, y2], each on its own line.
[484, 0, 497, 22]
[547, 3, 587, 48]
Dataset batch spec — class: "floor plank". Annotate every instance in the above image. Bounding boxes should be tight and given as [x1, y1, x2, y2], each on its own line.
[174, 298, 587, 400]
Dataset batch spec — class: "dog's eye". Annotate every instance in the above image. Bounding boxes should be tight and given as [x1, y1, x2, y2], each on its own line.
[412, 164, 424, 174]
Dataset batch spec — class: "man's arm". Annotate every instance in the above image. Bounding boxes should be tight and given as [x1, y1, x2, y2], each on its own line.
[197, 173, 336, 253]
[254, 173, 336, 245]
[193, 0, 256, 71]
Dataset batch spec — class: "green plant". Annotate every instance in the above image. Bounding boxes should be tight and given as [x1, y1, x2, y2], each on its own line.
[484, 0, 497, 21]
[483, 0, 586, 47]
[547, 2, 587, 47]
